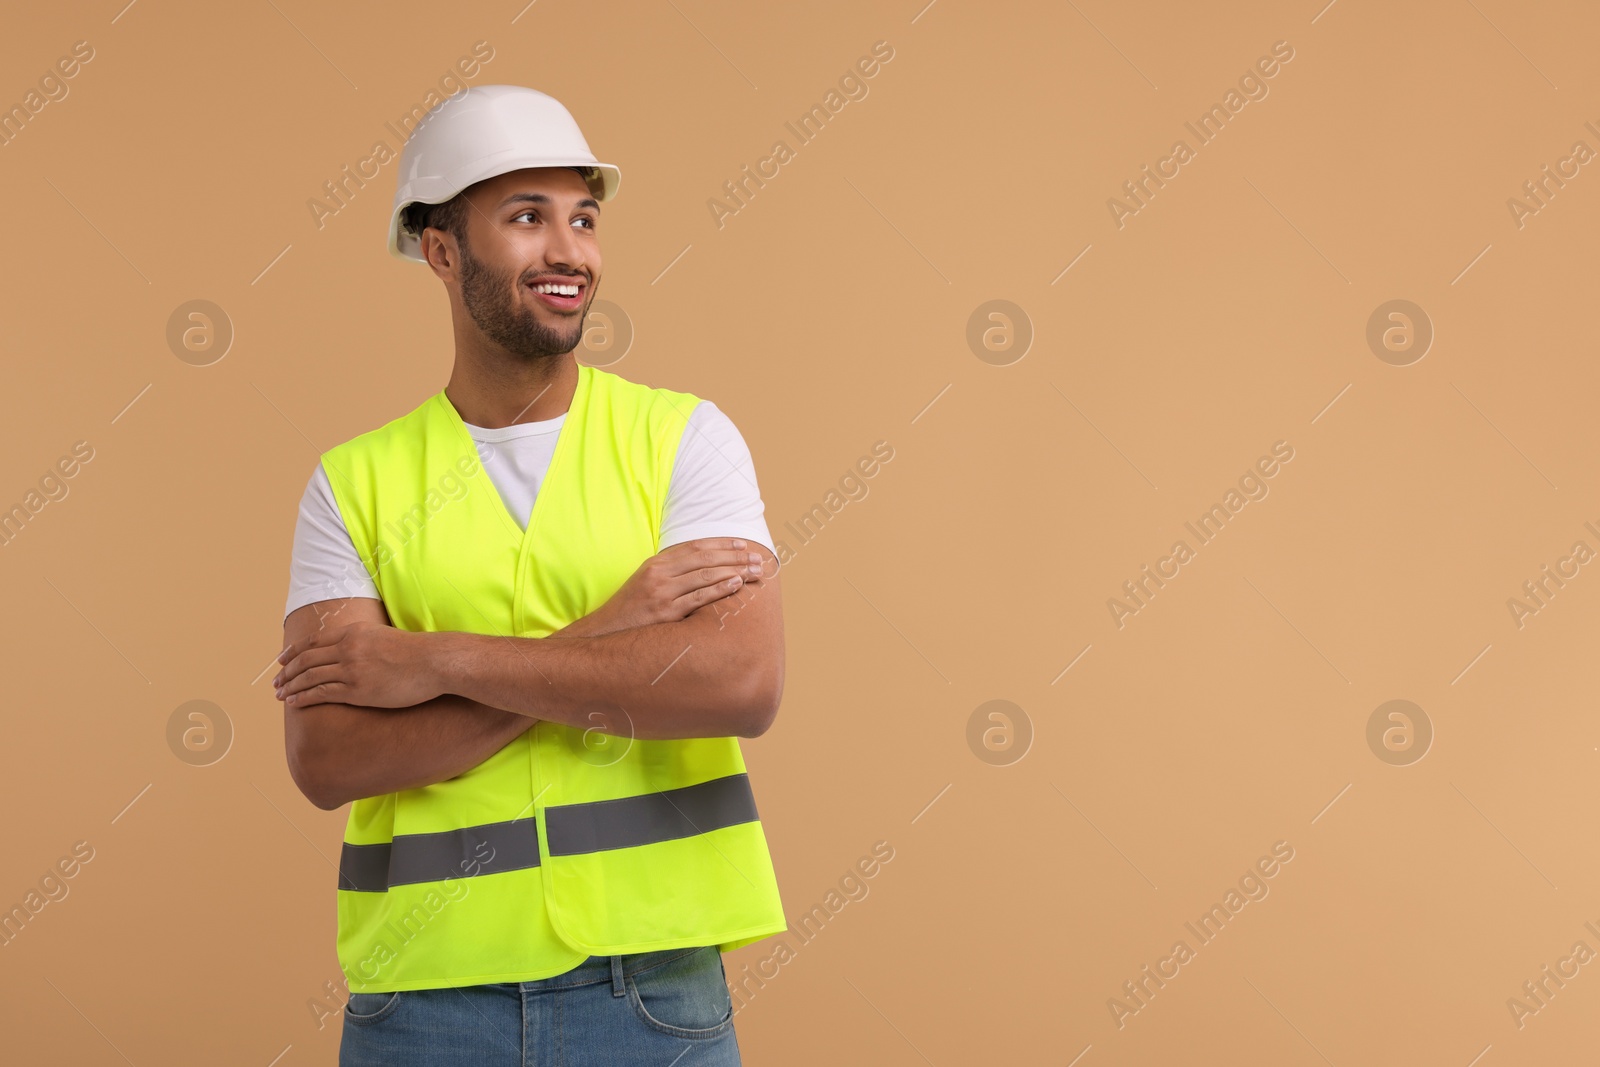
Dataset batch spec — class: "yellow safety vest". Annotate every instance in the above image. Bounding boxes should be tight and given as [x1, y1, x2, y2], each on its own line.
[319, 363, 786, 993]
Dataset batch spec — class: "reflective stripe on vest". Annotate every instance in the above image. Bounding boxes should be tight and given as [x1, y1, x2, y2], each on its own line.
[338, 773, 761, 892]
[319, 365, 787, 993]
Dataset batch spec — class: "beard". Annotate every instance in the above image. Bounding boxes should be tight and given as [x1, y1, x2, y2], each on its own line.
[457, 237, 589, 361]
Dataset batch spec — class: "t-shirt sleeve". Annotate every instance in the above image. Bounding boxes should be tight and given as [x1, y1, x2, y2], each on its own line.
[659, 401, 778, 558]
[284, 463, 382, 621]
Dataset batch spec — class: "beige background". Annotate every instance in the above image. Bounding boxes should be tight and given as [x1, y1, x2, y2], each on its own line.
[3, 0, 1598, 1063]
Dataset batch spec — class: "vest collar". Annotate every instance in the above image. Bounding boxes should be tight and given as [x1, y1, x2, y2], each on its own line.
[429, 362, 596, 548]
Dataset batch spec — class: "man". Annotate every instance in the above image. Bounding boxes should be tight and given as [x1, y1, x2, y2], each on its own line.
[275, 85, 787, 1066]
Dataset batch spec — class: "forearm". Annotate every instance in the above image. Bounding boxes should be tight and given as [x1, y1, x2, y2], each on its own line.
[285, 694, 534, 810]
[434, 612, 775, 740]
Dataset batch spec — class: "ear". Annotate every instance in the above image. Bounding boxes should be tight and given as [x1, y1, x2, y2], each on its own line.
[420, 228, 461, 279]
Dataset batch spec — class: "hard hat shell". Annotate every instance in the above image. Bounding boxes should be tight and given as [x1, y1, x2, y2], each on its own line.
[387, 84, 620, 263]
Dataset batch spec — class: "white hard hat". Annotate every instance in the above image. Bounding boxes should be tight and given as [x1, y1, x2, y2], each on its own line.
[387, 84, 620, 263]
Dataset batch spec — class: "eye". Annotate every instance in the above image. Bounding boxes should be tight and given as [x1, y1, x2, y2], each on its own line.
[510, 211, 596, 229]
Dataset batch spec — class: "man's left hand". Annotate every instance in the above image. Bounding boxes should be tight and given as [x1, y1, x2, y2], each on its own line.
[274, 621, 442, 709]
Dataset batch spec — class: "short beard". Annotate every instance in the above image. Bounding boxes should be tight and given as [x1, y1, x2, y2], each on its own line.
[457, 235, 588, 362]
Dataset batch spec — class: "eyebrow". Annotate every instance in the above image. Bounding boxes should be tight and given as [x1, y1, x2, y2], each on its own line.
[495, 191, 601, 214]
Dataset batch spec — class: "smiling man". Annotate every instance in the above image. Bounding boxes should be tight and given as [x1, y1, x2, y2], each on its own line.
[275, 85, 787, 1066]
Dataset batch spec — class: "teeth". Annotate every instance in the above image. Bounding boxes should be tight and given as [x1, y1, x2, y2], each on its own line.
[533, 283, 579, 296]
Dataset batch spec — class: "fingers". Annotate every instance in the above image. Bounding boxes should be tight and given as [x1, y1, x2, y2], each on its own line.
[280, 664, 341, 703]
[276, 628, 334, 683]
[670, 574, 750, 615]
[278, 630, 322, 666]
[646, 540, 772, 619]
[276, 620, 366, 673]
[275, 644, 340, 689]
[658, 561, 764, 606]
[284, 682, 338, 709]
[657, 538, 768, 582]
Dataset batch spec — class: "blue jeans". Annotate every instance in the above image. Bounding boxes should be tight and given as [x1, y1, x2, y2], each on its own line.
[338, 945, 741, 1066]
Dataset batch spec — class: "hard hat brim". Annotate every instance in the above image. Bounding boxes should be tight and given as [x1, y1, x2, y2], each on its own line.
[387, 157, 620, 264]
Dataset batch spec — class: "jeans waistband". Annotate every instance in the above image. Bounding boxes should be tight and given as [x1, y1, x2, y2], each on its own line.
[530, 946, 713, 992]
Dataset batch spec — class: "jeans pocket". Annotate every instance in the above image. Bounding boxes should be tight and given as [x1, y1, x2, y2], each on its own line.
[344, 990, 401, 1026]
[625, 947, 735, 1039]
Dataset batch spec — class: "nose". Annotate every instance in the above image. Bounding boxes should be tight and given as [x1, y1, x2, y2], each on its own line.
[540, 220, 588, 279]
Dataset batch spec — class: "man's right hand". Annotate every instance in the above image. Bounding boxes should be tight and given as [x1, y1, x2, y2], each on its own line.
[553, 537, 770, 639]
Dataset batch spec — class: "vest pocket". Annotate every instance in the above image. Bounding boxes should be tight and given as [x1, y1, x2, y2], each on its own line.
[625, 946, 735, 1038]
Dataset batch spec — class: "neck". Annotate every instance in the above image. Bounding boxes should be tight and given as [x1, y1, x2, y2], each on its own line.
[444, 350, 579, 428]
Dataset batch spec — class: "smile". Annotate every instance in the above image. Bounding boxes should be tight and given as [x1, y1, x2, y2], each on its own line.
[527, 280, 585, 311]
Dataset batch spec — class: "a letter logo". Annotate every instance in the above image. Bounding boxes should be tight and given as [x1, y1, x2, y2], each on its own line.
[966, 699, 1033, 766]
[165, 299, 235, 367]
[1365, 299, 1433, 367]
[965, 300, 1033, 367]
[1365, 699, 1432, 766]
[166, 699, 234, 767]
[577, 299, 633, 368]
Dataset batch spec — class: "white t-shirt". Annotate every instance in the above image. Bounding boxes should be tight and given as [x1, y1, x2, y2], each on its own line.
[284, 399, 775, 620]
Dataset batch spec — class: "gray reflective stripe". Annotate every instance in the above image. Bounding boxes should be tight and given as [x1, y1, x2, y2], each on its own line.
[338, 774, 761, 892]
[545, 773, 760, 857]
[338, 817, 540, 893]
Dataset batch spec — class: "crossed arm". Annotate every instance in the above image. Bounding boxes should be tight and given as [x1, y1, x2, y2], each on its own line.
[279, 543, 783, 811]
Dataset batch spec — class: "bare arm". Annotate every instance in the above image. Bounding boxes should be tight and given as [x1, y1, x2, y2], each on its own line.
[281, 598, 533, 810]
[435, 543, 784, 740]
[278, 538, 772, 809]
